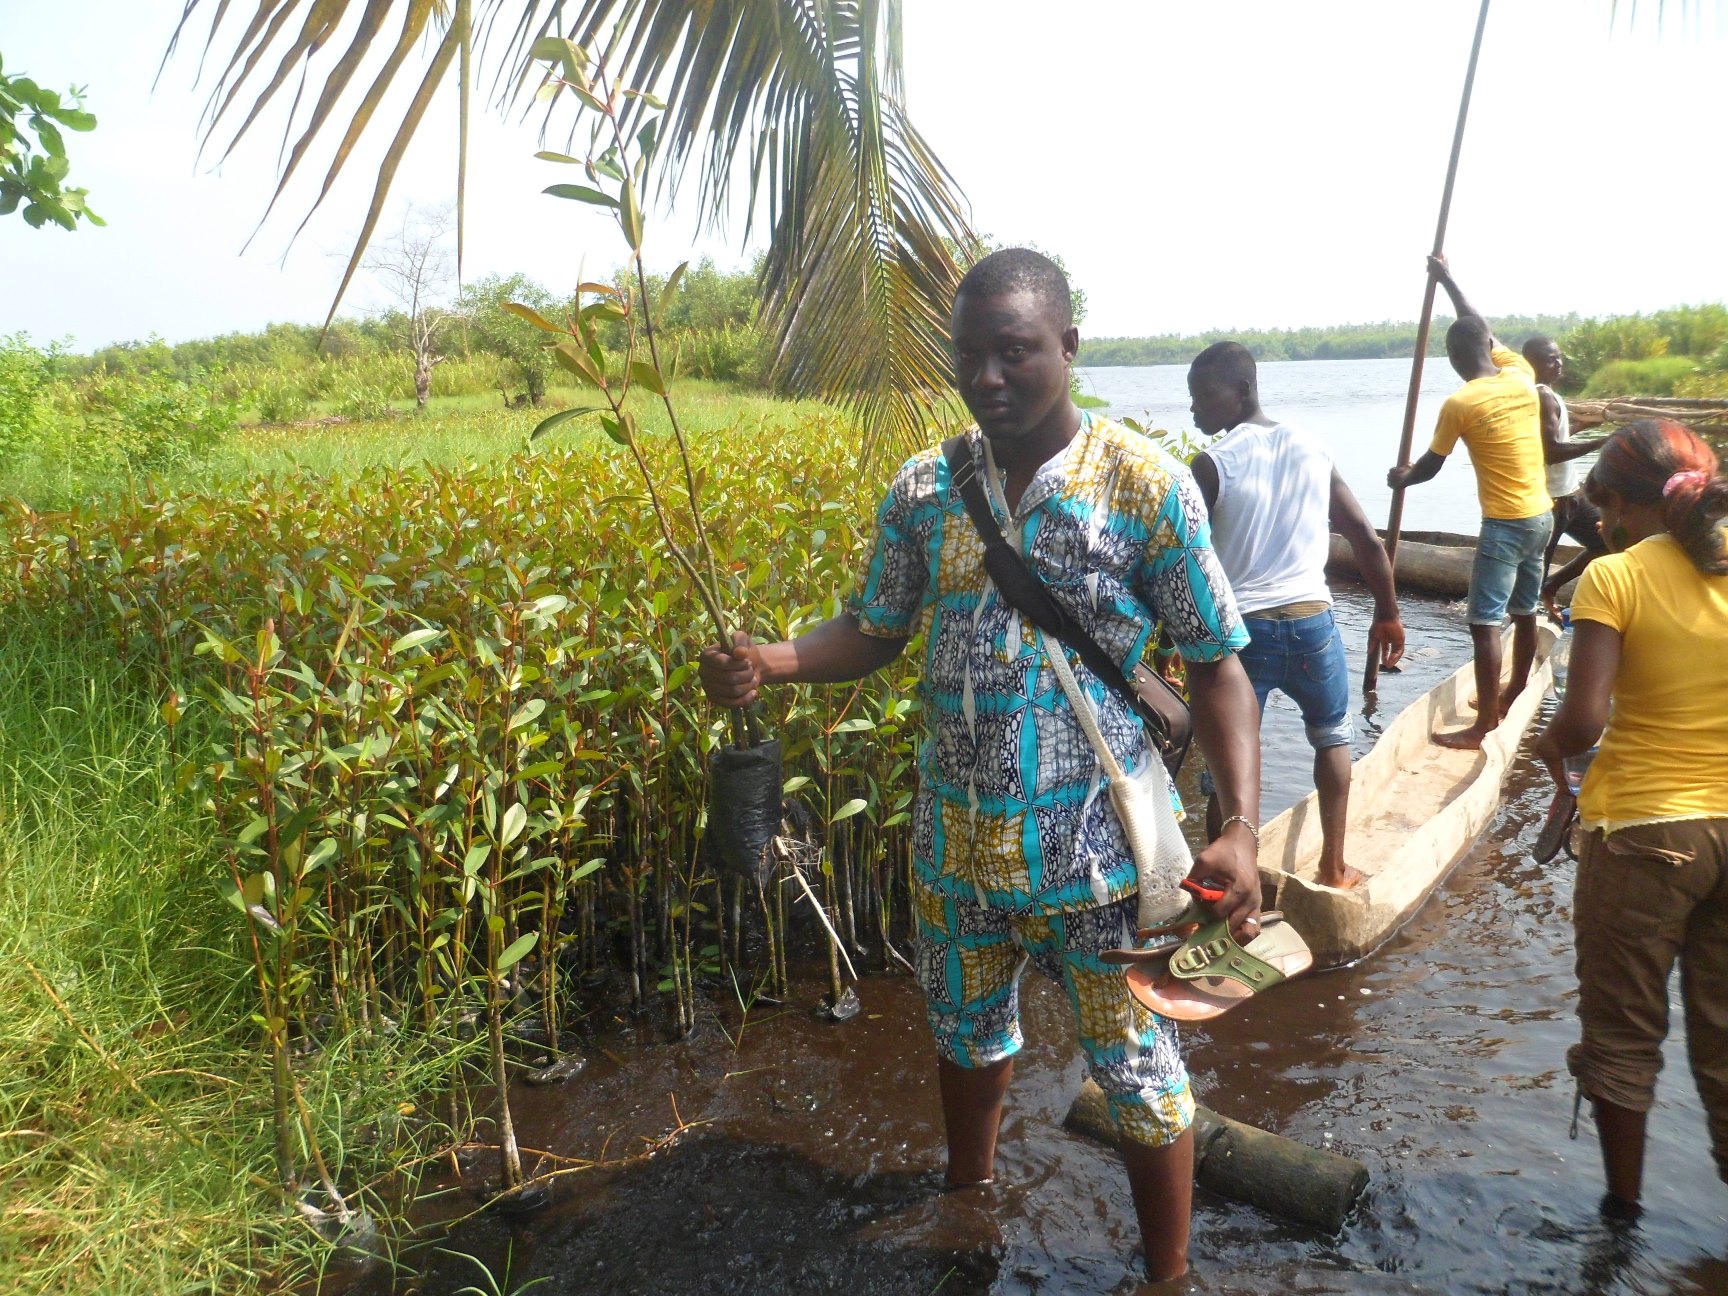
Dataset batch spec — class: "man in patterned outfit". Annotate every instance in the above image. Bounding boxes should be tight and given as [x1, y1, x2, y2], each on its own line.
[697, 248, 1263, 1282]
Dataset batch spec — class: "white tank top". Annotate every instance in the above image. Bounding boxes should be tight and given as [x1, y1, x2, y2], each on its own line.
[1541, 385, 1578, 498]
[1204, 421, 1334, 615]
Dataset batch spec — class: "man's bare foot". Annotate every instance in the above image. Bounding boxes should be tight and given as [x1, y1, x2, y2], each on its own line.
[1433, 726, 1489, 751]
[1317, 864, 1365, 890]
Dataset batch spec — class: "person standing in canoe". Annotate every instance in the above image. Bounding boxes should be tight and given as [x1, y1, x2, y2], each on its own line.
[697, 249, 1266, 1283]
[1387, 255, 1551, 750]
[1520, 334, 1609, 613]
[1532, 420, 1728, 1215]
[1187, 342, 1406, 890]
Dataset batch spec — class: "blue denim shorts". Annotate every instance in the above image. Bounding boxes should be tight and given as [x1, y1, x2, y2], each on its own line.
[1198, 608, 1350, 806]
[1469, 513, 1555, 625]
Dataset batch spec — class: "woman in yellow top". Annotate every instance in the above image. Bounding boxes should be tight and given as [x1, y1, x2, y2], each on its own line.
[1534, 419, 1728, 1217]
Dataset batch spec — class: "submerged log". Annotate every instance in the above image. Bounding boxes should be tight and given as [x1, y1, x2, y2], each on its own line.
[1064, 1078, 1368, 1233]
[1327, 529, 1582, 601]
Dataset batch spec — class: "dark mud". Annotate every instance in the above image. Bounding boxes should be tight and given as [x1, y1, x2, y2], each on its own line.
[347, 588, 1728, 1295]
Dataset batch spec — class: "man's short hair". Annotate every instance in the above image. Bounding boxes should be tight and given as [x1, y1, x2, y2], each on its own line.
[1446, 315, 1493, 363]
[1189, 340, 1258, 393]
[955, 248, 1073, 330]
[1521, 334, 1556, 365]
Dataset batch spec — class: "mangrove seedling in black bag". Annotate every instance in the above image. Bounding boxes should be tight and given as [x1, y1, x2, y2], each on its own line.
[525, 40, 785, 880]
[707, 734, 783, 885]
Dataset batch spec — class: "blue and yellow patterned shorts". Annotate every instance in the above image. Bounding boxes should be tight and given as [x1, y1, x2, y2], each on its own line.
[914, 884, 1195, 1148]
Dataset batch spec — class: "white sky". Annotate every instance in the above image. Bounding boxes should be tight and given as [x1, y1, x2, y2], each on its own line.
[2, 0, 1725, 351]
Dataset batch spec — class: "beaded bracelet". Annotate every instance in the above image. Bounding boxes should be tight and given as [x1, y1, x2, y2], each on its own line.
[1219, 814, 1261, 848]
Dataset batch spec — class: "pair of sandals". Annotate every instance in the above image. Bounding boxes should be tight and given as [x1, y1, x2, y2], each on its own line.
[1101, 878, 1314, 1021]
[1534, 751, 1596, 865]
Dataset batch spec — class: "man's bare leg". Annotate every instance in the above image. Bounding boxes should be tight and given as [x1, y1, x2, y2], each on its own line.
[1467, 612, 1539, 715]
[1435, 623, 1503, 751]
[1544, 550, 1593, 618]
[1314, 745, 1363, 889]
[1506, 612, 1538, 702]
[1121, 1128, 1194, 1282]
[1593, 1096, 1648, 1210]
[938, 1056, 1013, 1186]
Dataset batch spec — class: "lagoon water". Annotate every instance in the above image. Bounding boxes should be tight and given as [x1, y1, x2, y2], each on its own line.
[1078, 357, 1502, 537]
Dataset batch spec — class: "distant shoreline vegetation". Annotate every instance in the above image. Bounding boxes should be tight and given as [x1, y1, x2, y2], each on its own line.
[4, 300, 1722, 478]
[1077, 315, 1586, 367]
[1077, 303, 1728, 402]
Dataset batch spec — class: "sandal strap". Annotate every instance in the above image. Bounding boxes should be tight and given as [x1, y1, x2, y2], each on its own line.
[1167, 918, 1287, 993]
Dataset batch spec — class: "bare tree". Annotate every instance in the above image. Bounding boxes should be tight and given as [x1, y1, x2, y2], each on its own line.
[363, 206, 457, 410]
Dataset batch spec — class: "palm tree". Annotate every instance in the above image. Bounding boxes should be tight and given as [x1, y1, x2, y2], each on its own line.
[165, 0, 975, 463]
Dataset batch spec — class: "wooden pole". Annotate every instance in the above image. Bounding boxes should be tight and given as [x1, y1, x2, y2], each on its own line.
[1366, 0, 1494, 693]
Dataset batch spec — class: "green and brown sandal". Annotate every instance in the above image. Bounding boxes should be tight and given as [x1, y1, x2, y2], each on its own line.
[1127, 912, 1313, 1022]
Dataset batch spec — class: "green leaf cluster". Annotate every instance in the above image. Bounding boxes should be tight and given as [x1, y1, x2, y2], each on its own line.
[1562, 303, 1728, 394]
[0, 53, 101, 231]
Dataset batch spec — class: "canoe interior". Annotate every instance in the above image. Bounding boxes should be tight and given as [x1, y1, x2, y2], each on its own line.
[1257, 620, 1559, 968]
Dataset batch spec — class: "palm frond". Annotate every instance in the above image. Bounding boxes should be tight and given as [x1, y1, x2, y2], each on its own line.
[523, 0, 975, 463]
[1610, 0, 1718, 31]
[171, 0, 973, 461]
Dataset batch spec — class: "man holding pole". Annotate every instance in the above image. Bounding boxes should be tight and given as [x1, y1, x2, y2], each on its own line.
[1387, 256, 1551, 750]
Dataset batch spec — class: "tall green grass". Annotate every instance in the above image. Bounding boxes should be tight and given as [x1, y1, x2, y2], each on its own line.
[0, 380, 843, 510]
[0, 617, 280, 1293]
[0, 609, 486, 1293]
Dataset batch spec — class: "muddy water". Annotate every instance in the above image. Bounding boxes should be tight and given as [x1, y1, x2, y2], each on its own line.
[369, 589, 1728, 1296]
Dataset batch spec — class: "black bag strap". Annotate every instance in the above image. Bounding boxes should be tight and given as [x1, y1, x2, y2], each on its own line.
[940, 435, 1184, 755]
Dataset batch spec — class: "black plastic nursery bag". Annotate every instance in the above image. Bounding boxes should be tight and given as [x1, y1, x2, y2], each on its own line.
[707, 738, 783, 885]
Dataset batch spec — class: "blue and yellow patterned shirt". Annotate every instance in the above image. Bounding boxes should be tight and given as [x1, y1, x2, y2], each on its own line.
[850, 414, 1247, 914]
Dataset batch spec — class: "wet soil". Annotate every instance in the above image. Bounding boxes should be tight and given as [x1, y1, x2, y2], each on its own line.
[347, 588, 1728, 1295]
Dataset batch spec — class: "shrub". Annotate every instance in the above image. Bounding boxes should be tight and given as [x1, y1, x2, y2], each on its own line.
[1579, 355, 1699, 399]
[253, 379, 311, 424]
[667, 322, 769, 385]
[459, 273, 559, 406]
[0, 332, 55, 463]
[76, 369, 236, 471]
[1675, 369, 1728, 400]
[334, 383, 394, 420]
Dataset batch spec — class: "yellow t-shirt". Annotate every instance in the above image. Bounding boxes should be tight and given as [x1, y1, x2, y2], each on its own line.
[1429, 346, 1550, 520]
[1573, 533, 1728, 829]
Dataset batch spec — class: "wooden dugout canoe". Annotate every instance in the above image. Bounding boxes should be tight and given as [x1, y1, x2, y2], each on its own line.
[1255, 620, 1559, 968]
[1326, 528, 1585, 601]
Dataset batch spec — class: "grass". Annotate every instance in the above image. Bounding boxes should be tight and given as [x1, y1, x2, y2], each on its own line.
[0, 615, 283, 1294]
[0, 605, 514, 1295]
[0, 379, 847, 509]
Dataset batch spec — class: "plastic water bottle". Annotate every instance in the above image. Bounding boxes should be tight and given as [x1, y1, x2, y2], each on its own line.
[1552, 608, 1571, 693]
[1563, 745, 1598, 796]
